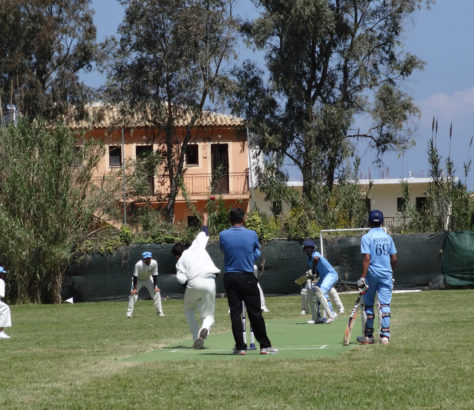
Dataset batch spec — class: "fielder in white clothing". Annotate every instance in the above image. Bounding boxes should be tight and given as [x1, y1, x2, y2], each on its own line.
[0, 266, 12, 339]
[127, 252, 164, 318]
[171, 212, 220, 349]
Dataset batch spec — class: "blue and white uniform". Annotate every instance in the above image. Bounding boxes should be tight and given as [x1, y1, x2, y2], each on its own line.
[361, 228, 397, 339]
[307, 251, 339, 316]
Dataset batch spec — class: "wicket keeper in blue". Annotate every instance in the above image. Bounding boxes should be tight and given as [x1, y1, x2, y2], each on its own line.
[357, 210, 397, 345]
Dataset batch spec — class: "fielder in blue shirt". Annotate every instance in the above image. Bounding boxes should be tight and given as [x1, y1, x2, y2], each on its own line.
[219, 208, 278, 355]
[357, 210, 397, 345]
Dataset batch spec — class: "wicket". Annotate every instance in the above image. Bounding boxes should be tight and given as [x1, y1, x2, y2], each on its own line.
[242, 301, 256, 350]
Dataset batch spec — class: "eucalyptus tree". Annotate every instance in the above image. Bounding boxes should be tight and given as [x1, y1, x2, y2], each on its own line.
[232, 0, 430, 214]
[104, 0, 239, 222]
[0, 0, 101, 120]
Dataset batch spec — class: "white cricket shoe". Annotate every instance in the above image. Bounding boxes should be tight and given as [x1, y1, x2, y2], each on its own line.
[0, 331, 10, 339]
[260, 347, 278, 355]
[262, 307, 270, 313]
[301, 309, 308, 315]
[157, 312, 165, 317]
[380, 336, 390, 345]
[126, 313, 132, 319]
[193, 328, 208, 349]
[307, 319, 316, 324]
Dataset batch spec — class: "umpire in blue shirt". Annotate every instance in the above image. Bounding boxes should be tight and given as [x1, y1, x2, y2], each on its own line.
[219, 208, 278, 355]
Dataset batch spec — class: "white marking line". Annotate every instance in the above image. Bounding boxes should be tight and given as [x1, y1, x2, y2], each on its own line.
[341, 289, 421, 295]
[166, 345, 337, 353]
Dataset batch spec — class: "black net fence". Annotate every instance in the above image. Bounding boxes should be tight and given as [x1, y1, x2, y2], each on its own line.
[63, 231, 474, 302]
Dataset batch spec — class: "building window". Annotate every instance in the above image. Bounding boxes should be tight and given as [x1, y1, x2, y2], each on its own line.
[185, 144, 199, 166]
[187, 215, 200, 228]
[72, 146, 82, 168]
[397, 197, 407, 212]
[416, 197, 427, 211]
[109, 146, 122, 167]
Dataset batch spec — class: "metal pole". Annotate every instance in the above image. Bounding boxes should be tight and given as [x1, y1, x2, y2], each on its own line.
[246, 127, 256, 211]
[121, 128, 127, 226]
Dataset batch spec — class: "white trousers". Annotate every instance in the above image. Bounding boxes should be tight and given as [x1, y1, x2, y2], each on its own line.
[127, 277, 163, 316]
[183, 277, 216, 341]
[0, 301, 11, 328]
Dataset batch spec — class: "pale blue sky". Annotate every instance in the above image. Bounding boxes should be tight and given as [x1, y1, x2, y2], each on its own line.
[82, 0, 474, 190]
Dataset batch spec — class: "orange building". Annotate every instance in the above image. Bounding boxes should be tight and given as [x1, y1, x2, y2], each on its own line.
[67, 103, 252, 226]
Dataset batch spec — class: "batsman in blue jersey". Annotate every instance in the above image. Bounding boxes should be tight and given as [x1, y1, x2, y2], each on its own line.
[357, 210, 397, 345]
[302, 239, 339, 324]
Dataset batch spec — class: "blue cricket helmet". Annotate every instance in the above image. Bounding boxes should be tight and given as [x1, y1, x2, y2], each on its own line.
[302, 238, 315, 248]
[368, 210, 384, 225]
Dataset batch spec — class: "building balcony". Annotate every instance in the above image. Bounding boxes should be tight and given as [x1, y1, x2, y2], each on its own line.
[91, 171, 250, 201]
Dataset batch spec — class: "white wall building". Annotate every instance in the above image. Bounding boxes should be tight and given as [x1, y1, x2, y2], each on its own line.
[254, 177, 434, 229]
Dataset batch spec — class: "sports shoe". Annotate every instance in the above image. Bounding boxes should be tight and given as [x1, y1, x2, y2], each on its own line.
[326, 316, 336, 324]
[357, 336, 375, 344]
[157, 312, 165, 317]
[193, 328, 209, 349]
[260, 347, 278, 355]
[126, 313, 132, 319]
[0, 331, 10, 339]
[301, 309, 308, 315]
[307, 319, 316, 324]
[262, 307, 270, 313]
[339, 309, 345, 314]
[233, 349, 246, 355]
[380, 336, 390, 345]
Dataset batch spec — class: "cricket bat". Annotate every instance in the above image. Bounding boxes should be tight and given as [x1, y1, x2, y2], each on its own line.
[294, 273, 309, 286]
[343, 291, 363, 346]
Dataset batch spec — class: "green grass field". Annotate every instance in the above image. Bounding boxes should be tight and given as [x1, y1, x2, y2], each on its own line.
[1, 290, 473, 409]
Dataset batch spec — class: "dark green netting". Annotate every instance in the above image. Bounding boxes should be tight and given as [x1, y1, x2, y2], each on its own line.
[442, 231, 474, 286]
[64, 232, 473, 302]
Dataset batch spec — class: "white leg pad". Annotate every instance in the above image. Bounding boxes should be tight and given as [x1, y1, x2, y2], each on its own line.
[328, 287, 344, 313]
[314, 286, 334, 320]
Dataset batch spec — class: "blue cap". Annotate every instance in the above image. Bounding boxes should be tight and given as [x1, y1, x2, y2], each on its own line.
[302, 239, 315, 248]
[0, 266, 7, 274]
[141, 251, 152, 259]
[369, 210, 384, 224]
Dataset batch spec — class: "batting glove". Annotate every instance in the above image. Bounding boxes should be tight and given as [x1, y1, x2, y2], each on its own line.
[357, 277, 368, 294]
[305, 269, 314, 280]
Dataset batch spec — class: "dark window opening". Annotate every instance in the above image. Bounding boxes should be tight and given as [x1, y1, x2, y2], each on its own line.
[187, 216, 200, 228]
[186, 144, 199, 166]
[416, 197, 427, 211]
[109, 146, 122, 167]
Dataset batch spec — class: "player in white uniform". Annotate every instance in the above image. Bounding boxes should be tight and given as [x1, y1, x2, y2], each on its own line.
[172, 212, 221, 349]
[126, 252, 164, 318]
[357, 210, 397, 344]
[0, 267, 12, 339]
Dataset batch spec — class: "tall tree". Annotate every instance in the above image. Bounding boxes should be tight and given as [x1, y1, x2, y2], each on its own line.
[0, 119, 115, 304]
[0, 0, 101, 120]
[104, 0, 238, 222]
[231, 0, 429, 211]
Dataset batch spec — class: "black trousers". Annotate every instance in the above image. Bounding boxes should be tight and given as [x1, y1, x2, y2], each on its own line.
[223, 272, 272, 350]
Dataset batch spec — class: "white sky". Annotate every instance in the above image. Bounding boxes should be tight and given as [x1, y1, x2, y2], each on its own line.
[82, 0, 474, 190]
